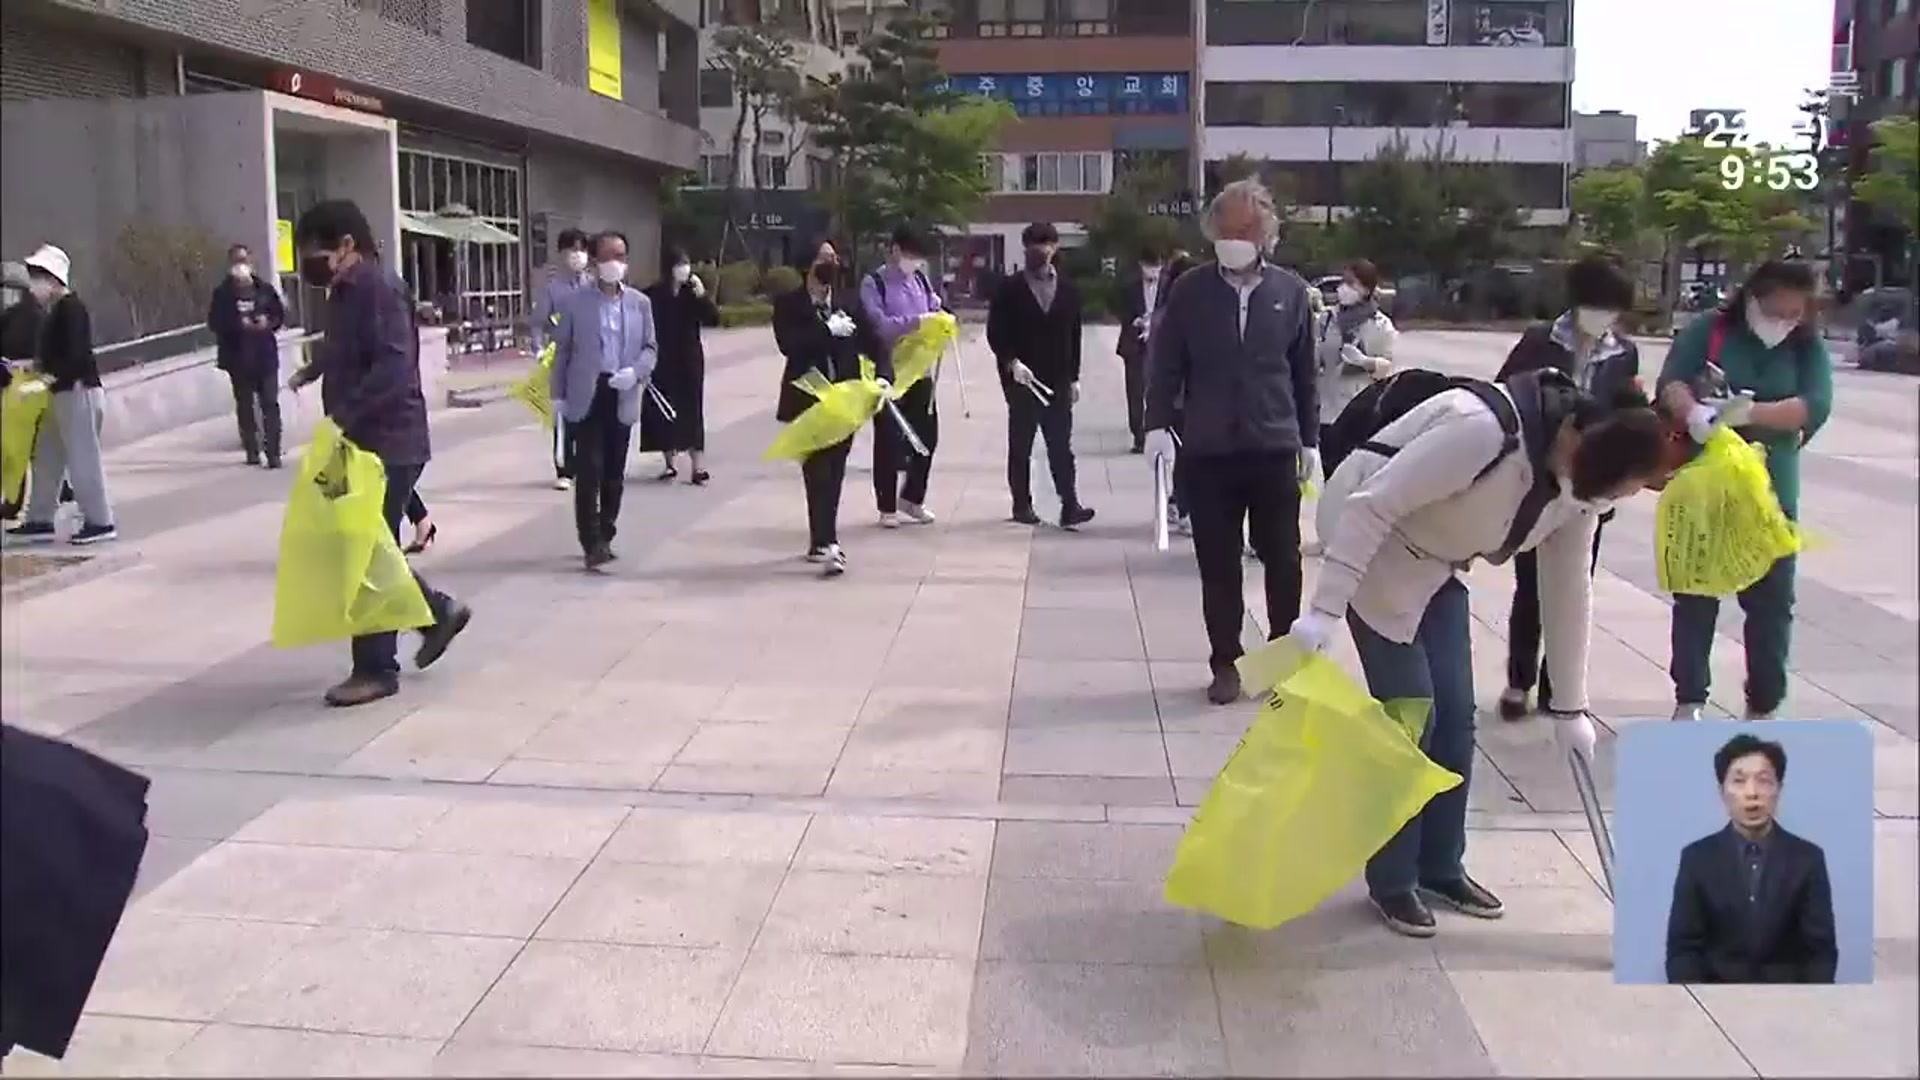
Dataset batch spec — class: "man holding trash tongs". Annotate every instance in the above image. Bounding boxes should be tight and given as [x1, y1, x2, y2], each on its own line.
[988, 223, 1095, 530]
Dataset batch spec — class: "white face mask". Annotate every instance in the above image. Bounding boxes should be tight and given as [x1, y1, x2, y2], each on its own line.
[597, 260, 627, 285]
[564, 250, 589, 273]
[1746, 299, 1795, 348]
[898, 256, 926, 276]
[27, 280, 54, 304]
[230, 263, 252, 282]
[672, 263, 692, 284]
[1335, 283, 1363, 307]
[1214, 239, 1258, 271]
[1574, 307, 1618, 337]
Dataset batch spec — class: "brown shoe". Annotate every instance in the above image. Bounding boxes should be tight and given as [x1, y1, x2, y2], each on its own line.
[1207, 666, 1243, 706]
[324, 674, 399, 708]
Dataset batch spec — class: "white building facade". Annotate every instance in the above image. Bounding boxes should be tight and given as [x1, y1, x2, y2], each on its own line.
[1199, 0, 1576, 226]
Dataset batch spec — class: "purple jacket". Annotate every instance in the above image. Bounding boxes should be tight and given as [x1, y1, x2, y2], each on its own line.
[858, 265, 943, 347]
[317, 259, 431, 466]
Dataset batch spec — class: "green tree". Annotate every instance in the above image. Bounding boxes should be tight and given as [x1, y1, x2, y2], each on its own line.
[1088, 154, 1186, 264]
[798, 10, 1013, 262]
[1644, 136, 1814, 284]
[708, 23, 802, 259]
[1341, 136, 1522, 281]
[1570, 167, 1647, 254]
[1857, 113, 1920, 238]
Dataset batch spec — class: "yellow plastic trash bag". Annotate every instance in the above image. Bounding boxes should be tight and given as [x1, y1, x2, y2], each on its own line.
[889, 311, 959, 393]
[271, 420, 435, 649]
[2, 371, 52, 505]
[1655, 427, 1800, 597]
[764, 359, 889, 462]
[507, 342, 557, 431]
[1164, 638, 1463, 931]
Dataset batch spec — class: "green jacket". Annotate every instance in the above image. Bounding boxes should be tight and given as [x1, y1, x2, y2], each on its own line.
[1657, 313, 1833, 519]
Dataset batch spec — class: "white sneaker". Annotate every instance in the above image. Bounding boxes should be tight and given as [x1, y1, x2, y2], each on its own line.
[805, 546, 829, 563]
[899, 501, 936, 525]
[1672, 703, 1708, 722]
[878, 512, 900, 529]
[822, 544, 847, 577]
[553, 477, 573, 491]
[1174, 516, 1192, 537]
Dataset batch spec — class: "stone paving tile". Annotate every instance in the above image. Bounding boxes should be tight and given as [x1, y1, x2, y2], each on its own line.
[1215, 967, 1495, 1077]
[990, 821, 1183, 881]
[328, 850, 586, 937]
[409, 800, 631, 860]
[963, 960, 1226, 1077]
[792, 815, 995, 877]
[654, 763, 837, 796]
[828, 768, 1005, 802]
[980, 875, 1206, 966]
[1003, 729, 1170, 778]
[85, 913, 314, 1022]
[998, 774, 1178, 805]
[1447, 971, 1755, 1077]
[757, 869, 990, 959]
[537, 859, 785, 949]
[706, 951, 975, 1064]
[135, 842, 395, 925]
[228, 794, 453, 849]
[165, 1025, 441, 1077]
[6, 1016, 205, 1077]
[460, 941, 746, 1054]
[1690, 980, 1920, 1078]
[598, 808, 812, 866]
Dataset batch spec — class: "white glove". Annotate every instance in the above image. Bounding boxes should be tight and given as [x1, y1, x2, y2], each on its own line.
[1009, 360, 1036, 386]
[1714, 390, 1756, 429]
[608, 367, 640, 392]
[1133, 315, 1149, 330]
[1297, 448, 1319, 483]
[1288, 609, 1341, 654]
[689, 274, 706, 298]
[1685, 402, 1720, 443]
[874, 377, 892, 396]
[1144, 428, 1177, 467]
[1547, 709, 1598, 762]
[1340, 343, 1368, 368]
[826, 311, 855, 338]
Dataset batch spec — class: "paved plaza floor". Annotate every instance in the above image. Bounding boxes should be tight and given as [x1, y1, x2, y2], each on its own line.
[2, 325, 1915, 1077]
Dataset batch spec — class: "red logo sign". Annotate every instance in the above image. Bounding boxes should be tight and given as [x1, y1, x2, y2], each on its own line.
[273, 70, 385, 114]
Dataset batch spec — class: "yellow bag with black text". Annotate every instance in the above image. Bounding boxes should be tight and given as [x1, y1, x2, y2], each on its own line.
[1, 371, 52, 506]
[507, 342, 557, 431]
[271, 419, 435, 648]
[1164, 640, 1462, 930]
[889, 311, 960, 393]
[764, 359, 889, 462]
[1655, 426, 1800, 597]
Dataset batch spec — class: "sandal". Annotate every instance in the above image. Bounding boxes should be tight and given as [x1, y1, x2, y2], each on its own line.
[690, 470, 711, 486]
[656, 466, 679, 482]
[403, 523, 438, 556]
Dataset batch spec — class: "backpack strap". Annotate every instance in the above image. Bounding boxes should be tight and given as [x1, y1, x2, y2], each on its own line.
[1484, 370, 1575, 565]
[867, 269, 886, 305]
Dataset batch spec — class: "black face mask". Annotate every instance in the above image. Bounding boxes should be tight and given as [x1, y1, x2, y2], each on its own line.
[812, 263, 836, 286]
[299, 253, 336, 289]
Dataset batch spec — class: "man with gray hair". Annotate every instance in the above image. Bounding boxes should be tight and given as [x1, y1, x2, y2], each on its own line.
[1143, 179, 1319, 705]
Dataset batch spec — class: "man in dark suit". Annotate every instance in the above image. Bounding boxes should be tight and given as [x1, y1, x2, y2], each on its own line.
[1115, 246, 1167, 454]
[988, 222, 1094, 530]
[1666, 733, 1838, 984]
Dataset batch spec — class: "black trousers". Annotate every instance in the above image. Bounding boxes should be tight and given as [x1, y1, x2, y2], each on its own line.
[349, 462, 453, 677]
[1008, 390, 1078, 511]
[1121, 348, 1147, 445]
[873, 377, 938, 512]
[1507, 512, 1608, 703]
[229, 367, 282, 461]
[1184, 450, 1304, 671]
[571, 378, 633, 552]
[802, 438, 853, 549]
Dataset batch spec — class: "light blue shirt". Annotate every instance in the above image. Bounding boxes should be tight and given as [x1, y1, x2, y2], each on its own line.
[597, 288, 626, 375]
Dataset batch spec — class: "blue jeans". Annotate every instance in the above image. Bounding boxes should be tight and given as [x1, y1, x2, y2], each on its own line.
[1349, 577, 1477, 899]
[350, 462, 451, 678]
[1670, 554, 1796, 714]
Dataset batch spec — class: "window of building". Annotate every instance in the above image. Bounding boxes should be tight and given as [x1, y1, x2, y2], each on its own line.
[1116, 0, 1192, 36]
[806, 156, 832, 190]
[699, 69, 735, 108]
[1203, 82, 1337, 126]
[466, 0, 540, 64]
[1206, 0, 1330, 46]
[979, 0, 1047, 37]
[1329, 0, 1426, 45]
[1452, 82, 1567, 127]
[922, 0, 953, 37]
[1449, 1, 1571, 47]
[691, 153, 736, 188]
[1206, 81, 1563, 128]
[755, 154, 790, 188]
[1012, 152, 1107, 193]
[397, 148, 524, 334]
[1060, 0, 1114, 36]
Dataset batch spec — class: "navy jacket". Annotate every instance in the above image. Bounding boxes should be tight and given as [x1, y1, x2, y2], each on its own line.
[1666, 824, 1838, 984]
[316, 259, 431, 466]
[207, 275, 286, 374]
[772, 285, 885, 423]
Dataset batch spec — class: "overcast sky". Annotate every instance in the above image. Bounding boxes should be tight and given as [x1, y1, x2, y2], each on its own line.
[1571, 0, 1836, 147]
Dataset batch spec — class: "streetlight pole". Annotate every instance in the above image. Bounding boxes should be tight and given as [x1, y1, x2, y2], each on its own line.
[1326, 104, 1346, 227]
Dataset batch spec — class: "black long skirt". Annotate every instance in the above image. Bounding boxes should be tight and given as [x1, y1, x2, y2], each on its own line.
[638, 348, 705, 453]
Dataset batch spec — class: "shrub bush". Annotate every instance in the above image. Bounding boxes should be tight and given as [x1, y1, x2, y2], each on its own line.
[718, 301, 774, 328]
[716, 261, 762, 305]
[761, 265, 803, 297]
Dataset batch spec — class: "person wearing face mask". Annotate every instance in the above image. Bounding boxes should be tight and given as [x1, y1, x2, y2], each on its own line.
[288, 200, 472, 707]
[640, 244, 720, 485]
[1658, 258, 1833, 723]
[531, 229, 594, 491]
[5, 245, 117, 547]
[989, 222, 1095, 530]
[1116, 246, 1166, 454]
[1302, 258, 1398, 560]
[1142, 180, 1319, 705]
[1491, 253, 1641, 720]
[550, 229, 658, 571]
[860, 223, 946, 528]
[774, 239, 884, 577]
[207, 244, 288, 469]
[1293, 370, 1672, 936]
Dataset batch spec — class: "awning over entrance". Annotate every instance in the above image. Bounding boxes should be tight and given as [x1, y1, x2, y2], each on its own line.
[399, 210, 518, 245]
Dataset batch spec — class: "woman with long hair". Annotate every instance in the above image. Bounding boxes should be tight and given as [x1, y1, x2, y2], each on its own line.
[640, 244, 720, 484]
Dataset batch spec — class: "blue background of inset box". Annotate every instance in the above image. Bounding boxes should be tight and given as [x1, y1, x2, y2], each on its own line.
[1612, 720, 1875, 984]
